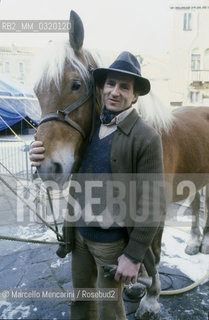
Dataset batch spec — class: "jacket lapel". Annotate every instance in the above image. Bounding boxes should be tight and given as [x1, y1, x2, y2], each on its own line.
[117, 108, 139, 135]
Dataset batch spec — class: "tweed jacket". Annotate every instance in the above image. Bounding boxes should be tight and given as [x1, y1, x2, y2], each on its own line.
[63, 108, 165, 275]
[110, 108, 165, 261]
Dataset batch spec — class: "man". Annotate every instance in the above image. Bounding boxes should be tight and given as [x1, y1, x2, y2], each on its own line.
[30, 51, 165, 320]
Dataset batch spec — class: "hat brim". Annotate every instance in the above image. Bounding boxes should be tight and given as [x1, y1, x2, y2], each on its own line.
[93, 68, 151, 96]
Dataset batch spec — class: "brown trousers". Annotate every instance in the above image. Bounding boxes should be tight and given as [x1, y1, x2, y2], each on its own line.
[70, 229, 127, 320]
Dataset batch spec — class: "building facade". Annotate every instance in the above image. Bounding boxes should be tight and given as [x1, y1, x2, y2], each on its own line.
[170, 0, 209, 106]
[0, 44, 37, 85]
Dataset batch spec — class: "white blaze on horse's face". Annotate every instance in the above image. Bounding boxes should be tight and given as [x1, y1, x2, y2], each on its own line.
[37, 140, 76, 186]
[33, 11, 97, 187]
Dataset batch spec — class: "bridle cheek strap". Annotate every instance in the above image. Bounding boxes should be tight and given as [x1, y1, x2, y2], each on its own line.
[39, 112, 87, 140]
[39, 86, 93, 140]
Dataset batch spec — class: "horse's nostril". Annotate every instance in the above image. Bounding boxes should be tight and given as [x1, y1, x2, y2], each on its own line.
[53, 162, 63, 174]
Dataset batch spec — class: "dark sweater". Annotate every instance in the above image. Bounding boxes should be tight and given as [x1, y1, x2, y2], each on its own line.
[77, 127, 128, 242]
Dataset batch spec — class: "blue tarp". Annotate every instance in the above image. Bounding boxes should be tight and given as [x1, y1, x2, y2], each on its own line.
[0, 73, 41, 131]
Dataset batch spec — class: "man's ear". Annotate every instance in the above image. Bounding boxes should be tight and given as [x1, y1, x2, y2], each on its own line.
[132, 93, 139, 104]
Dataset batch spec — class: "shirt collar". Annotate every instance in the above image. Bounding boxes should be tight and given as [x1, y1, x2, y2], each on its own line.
[102, 107, 133, 126]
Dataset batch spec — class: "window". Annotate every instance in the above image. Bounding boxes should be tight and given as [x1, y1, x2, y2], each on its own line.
[190, 91, 194, 103]
[19, 62, 24, 73]
[190, 91, 200, 103]
[4, 61, 10, 73]
[195, 91, 200, 103]
[204, 49, 209, 70]
[191, 54, 200, 71]
[183, 13, 192, 30]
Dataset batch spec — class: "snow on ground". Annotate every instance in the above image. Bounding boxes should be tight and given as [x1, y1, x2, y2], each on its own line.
[16, 224, 57, 242]
[161, 226, 209, 283]
[6, 220, 209, 284]
[0, 301, 30, 320]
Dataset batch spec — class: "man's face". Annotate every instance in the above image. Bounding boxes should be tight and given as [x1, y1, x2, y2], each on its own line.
[102, 71, 139, 113]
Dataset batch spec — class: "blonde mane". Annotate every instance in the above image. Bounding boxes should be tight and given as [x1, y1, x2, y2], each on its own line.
[31, 40, 91, 93]
[136, 91, 174, 133]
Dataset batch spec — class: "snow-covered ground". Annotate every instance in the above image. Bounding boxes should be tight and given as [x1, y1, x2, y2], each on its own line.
[2, 219, 208, 285]
[161, 226, 209, 283]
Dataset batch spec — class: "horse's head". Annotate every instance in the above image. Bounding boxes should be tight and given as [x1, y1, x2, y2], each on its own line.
[34, 11, 99, 187]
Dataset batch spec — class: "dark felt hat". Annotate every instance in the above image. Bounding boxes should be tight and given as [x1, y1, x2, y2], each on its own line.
[93, 51, 150, 96]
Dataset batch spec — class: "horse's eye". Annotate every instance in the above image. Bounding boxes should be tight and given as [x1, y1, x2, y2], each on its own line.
[71, 80, 81, 91]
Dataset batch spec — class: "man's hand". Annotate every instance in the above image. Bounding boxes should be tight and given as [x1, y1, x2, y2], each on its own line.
[114, 254, 140, 284]
[29, 140, 45, 167]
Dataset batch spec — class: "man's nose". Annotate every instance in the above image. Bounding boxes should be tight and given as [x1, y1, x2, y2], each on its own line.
[111, 84, 120, 95]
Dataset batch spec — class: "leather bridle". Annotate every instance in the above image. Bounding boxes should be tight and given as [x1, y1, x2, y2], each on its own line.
[39, 54, 95, 140]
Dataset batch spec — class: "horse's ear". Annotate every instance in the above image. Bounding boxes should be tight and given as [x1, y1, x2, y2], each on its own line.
[69, 10, 84, 53]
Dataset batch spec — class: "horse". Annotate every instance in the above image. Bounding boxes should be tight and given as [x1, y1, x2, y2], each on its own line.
[32, 10, 209, 320]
